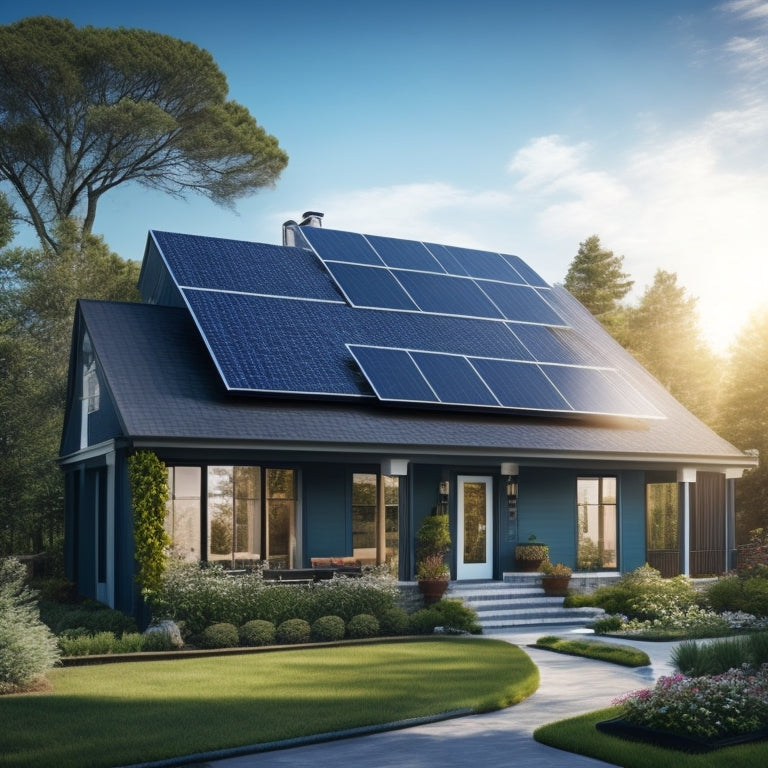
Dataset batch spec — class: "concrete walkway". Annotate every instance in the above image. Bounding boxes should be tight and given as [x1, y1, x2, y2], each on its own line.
[172, 626, 679, 768]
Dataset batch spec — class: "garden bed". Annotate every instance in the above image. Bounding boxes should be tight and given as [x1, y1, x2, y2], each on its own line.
[596, 717, 768, 753]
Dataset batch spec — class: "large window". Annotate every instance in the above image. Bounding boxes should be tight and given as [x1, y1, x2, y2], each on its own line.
[352, 473, 399, 568]
[165, 466, 296, 569]
[576, 476, 617, 570]
[646, 482, 679, 576]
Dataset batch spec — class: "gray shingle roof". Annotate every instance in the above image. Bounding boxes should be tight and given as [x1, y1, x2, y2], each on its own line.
[78, 298, 750, 468]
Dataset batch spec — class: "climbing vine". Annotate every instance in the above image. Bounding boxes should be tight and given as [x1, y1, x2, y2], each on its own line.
[127, 451, 170, 598]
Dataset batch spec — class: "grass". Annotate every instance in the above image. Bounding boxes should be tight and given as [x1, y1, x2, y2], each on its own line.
[0, 637, 538, 768]
[534, 708, 768, 768]
[532, 635, 651, 667]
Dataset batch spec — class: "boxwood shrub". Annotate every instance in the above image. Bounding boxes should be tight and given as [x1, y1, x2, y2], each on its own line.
[378, 607, 410, 636]
[276, 618, 311, 645]
[200, 622, 240, 649]
[310, 615, 346, 642]
[239, 619, 276, 647]
[346, 613, 379, 639]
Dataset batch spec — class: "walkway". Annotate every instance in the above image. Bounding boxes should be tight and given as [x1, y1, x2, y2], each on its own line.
[173, 626, 679, 768]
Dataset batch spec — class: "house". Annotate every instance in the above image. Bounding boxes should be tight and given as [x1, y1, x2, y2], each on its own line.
[58, 213, 757, 618]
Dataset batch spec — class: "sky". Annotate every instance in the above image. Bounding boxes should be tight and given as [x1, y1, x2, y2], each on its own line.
[2, 0, 767, 353]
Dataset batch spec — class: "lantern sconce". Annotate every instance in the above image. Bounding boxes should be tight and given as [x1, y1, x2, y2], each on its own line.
[501, 462, 519, 520]
[438, 479, 450, 515]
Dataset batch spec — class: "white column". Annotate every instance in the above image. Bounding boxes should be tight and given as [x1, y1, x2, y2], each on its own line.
[677, 468, 697, 577]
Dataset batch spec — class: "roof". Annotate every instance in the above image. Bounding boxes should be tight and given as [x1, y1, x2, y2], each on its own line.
[74, 296, 752, 470]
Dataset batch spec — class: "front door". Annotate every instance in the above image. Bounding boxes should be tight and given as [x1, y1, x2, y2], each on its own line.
[457, 476, 493, 579]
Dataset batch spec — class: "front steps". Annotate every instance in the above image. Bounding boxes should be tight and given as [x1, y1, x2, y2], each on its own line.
[446, 575, 605, 631]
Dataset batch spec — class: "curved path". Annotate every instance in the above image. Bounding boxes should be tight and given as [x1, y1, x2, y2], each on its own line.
[174, 626, 679, 768]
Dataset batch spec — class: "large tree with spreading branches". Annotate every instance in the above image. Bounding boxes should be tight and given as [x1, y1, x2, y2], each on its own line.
[0, 16, 288, 252]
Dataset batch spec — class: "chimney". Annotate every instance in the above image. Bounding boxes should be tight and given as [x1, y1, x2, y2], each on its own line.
[300, 211, 324, 228]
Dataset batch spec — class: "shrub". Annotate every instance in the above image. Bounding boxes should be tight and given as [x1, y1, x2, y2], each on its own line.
[704, 575, 746, 613]
[378, 607, 411, 636]
[310, 615, 346, 642]
[152, 562, 397, 634]
[672, 631, 768, 676]
[239, 620, 276, 647]
[590, 615, 624, 634]
[409, 608, 440, 635]
[0, 557, 60, 693]
[429, 599, 482, 634]
[346, 613, 380, 639]
[200, 622, 240, 649]
[275, 618, 311, 645]
[40, 599, 138, 636]
[580, 565, 697, 621]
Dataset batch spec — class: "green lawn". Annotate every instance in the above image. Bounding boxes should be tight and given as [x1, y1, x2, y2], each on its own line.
[0, 637, 538, 768]
[534, 708, 768, 768]
[532, 635, 652, 667]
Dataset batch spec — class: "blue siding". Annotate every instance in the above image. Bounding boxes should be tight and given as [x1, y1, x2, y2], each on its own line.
[619, 470, 647, 571]
[303, 465, 350, 562]
[519, 467, 578, 567]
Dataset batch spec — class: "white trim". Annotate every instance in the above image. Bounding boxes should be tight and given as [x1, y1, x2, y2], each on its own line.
[457, 475, 494, 580]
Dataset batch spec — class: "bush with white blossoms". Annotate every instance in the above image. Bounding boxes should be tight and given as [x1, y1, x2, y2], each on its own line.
[613, 665, 768, 740]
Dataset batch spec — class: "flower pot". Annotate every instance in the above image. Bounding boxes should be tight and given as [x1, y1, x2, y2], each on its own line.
[541, 575, 571, 596]
[418, 578, 449, 605]
[514, 543, 548, 572]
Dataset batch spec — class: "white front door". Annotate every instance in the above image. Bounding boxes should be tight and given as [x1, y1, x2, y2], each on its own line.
[457, 476, 493, 580]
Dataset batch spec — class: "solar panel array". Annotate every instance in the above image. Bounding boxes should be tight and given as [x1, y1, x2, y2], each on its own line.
[149, 227, 664, 420]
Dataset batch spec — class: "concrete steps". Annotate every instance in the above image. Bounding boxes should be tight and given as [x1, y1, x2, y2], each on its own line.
[446, 575, 605, 631]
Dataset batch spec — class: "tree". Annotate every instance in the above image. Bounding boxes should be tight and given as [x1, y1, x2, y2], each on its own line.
[0, 221, 140, 554]
[624, 270, 721, 425]
[716, 310, 768, 539]
[563, 235, 634, 336]
[0, 16, 288, 252]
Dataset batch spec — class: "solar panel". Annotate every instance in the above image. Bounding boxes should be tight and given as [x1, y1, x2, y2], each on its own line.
[152, 226, 666, 420]
[347, 346, 438, 402]
[478, 281, 565, 325]
[366, 235, 445, 272]
[324, 263, 418, 310]
[394, 270, 504, 318]
[411, 352, 499, 406]
[471, 358, 572, 411]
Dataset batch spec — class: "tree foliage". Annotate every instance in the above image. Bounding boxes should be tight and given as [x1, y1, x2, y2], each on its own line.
[0, 16, 288, 252]
[128, 451, 170, 598]
[0, 556, 60, 692]
[624, 269, 722, 424]
[716, 310, 768, 537]
[563, 235, 634, 335]
[0, 221, 139, 554]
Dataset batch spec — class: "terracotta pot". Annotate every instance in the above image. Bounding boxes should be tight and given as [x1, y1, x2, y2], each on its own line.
[418, 578, 449, 605]
[541, 575, 571, 596]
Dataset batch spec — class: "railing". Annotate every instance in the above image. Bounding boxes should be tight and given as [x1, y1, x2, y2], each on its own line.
[645, 550, 679, 577]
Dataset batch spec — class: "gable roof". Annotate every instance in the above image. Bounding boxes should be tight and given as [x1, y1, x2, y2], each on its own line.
[139, 226, 667, 421]
[61, 222, 755, 472]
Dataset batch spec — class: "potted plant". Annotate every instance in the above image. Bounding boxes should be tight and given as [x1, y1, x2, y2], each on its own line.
[538, 560, 572, 596]
[415, 513, 451, 605]
[514, 534, 549, 572]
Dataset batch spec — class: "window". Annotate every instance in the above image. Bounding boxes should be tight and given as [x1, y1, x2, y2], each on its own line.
[352, 473, 399, 568]
[576, 477, 617, 570]
[166, 467, 201, 562]
[165, 465, 296, 569]
[646, 482, 679, 577]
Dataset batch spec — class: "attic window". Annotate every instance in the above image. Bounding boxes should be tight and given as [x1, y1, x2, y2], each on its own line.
[85, 364, 100, 413]
[82, 332, 100, 414]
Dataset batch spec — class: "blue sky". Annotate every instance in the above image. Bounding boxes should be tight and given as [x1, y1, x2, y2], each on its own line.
[3, 1, 767, 352]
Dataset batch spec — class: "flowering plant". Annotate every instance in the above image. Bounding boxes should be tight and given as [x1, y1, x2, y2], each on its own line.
[416, 554, 450, 581]
[538, 561, 572, 577]
[613, 665, 768, 739]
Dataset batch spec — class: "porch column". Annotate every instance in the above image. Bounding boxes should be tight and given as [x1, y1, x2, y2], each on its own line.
[724, 468, 743, 572]
[677, 468, 696, 577]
